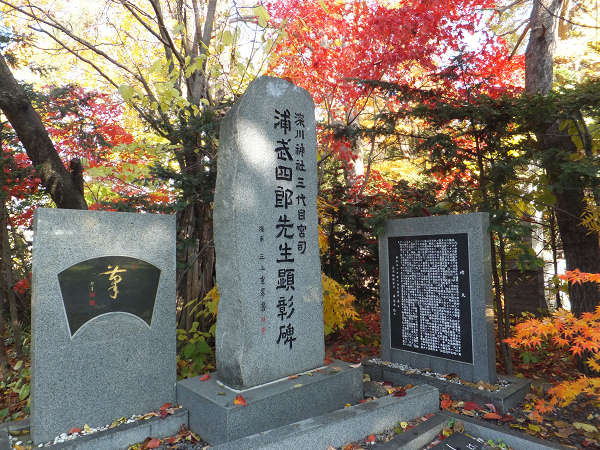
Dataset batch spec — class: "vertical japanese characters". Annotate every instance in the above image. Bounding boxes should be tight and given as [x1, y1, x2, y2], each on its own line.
[273, 108, 307, 350]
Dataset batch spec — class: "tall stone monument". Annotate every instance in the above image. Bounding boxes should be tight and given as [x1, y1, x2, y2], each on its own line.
[213, 75, 324, 389]
[177, 76, 362, 444]
[31, 209, 176, 444]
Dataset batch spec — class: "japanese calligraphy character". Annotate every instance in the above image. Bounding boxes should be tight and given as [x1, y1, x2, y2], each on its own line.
[295, 129, 305, 139]
[277, 242, 295, 263]
[275, 214, 295, 239]
[258, 226, 265, 233]
[296, 177, 305, 188]
[100, 265, 127, 300]
[276, 268, 295, 291]
[276, 323, 296, 349]
[297, 224, 307, 238]
[295, 143, 305, 156]
[275, 166, 293, 181]
[275, 186, 294, 209]
[296, 193, 306, 206]
[275, 138, 293, 160]
[277, 295, 295, 320]
[274, 108, 291, 134]
[295, 160, 306, 171]
[260, 287, 265, 297]
[298, 241, 306, 254]
[298, 209, 306, 221]
[260, 301, 266, 312]
[294, 112, 305, 128]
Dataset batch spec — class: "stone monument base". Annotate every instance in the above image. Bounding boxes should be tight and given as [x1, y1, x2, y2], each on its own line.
[364, 359, 531, 414]
[176, 359, 362, 445]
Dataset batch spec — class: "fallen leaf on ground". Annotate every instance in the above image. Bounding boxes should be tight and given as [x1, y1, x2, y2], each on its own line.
[482, 412, 502, 420]
[462, 401, 480, 411]
[393, 388, 406, 397]
[160, 402, 173, 411]
[288, 375, 299, 379]
[234, 394, 247, 406]
[142, 437, 161, 449]
[484, 403, 497, 413]
[573, 422, 598, 433]
[365, 434, 375, 443]
[199, 373, 210, 381]
[440, 394, 452, 410]
[68, 427, 82, 434]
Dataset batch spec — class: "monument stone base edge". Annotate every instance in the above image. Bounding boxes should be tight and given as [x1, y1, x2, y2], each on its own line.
[376, 411, 566, 450]
[363, 358, 531, 414]
[176, 359, 362, 445]
[0, 408, 188, 450]
[212, 384, 439, 450]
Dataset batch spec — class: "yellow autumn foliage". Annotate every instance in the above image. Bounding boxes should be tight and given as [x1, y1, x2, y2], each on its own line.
[203, 274, 357, 336]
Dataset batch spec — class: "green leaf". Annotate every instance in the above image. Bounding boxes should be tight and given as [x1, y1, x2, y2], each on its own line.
[222, 30, 233, 46]
[0, 408, 8, 419]
[253, 5, 269, 27]
[118, 84, 134, 102]
[19, 384, 30, 401]
[13, 360, 23, 371]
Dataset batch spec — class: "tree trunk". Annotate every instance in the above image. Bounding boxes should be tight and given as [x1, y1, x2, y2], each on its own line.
[0, 54, 87, 209]
[525, 0, 600, 316]
[0, 200, 23, 358]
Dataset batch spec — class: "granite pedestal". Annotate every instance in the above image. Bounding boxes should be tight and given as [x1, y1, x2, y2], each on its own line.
[176, 359, 362, 445]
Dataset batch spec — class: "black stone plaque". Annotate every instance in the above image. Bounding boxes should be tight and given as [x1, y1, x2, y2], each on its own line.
[58, 256, 161, 336]
[430, 432, 491, 449]
[388, 233, 472, 363]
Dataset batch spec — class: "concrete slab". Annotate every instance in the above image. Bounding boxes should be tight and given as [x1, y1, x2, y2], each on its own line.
[374, 411, 568, 449]
[0, 409, 187, 450]
[177, 359, 362, 445]
[364, 359, 530, 414]
[214, 384, 440, 450]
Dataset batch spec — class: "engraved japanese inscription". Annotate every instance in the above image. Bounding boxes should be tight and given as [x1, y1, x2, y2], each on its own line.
[58, 256, 161, 336]
[388, 233, 472, 363]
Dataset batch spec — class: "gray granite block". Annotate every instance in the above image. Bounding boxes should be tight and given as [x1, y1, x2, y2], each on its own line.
[1, 409, 187, 450]
[213, 384, 439, 450]
[377, 364, 529, 414]
[176, 359, 362, 445]
[374, 412, 567, 449]
[379, 213, 496, 383]
[31, 208, 176, 444]
[214, 76, 324, 389]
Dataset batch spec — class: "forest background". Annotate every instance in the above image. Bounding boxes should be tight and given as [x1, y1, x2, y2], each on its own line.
[1, 0, 600, 439]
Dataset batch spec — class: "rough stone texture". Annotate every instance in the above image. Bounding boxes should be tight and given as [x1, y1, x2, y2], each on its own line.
[378, 366, 529, 414]
[212, 384, 439, 450]
[214, 76, 324, 389]
[375, 412, 566, 450]
[379, 213, 496, 383]
[363, 381, 389, 398]
[31, 208, 176, 445]
[176, 360, 362, 445]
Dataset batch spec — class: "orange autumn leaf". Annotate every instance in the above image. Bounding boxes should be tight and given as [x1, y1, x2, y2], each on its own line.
[482, 412, 501, 420]
[68, 427, 82, 434]
[142, 437, 161, 449]
[440, 393, 452, 409]
[199, 373, 210, 381]
[234, 394, 247, 407]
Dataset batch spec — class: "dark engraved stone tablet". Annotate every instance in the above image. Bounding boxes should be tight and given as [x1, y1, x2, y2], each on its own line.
[58, 256, 161, 336]
[388, 233, 473, 363]
[430, 432, 491, 449]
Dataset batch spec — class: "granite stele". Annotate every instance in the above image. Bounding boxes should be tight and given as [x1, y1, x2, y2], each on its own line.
[177, 76, 362, 445]
[378, 213, 496, 383]
[31, 208, 176, 445]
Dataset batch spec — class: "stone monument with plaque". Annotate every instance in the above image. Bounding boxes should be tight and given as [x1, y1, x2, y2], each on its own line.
[176, 76, 363, 444]
[30, 208, 178, 445]
[379, 213, 496, 383]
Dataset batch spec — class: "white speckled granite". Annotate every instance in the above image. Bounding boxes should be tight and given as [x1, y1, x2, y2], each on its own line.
[214, 76, 324, 389]
[31, 208, 176, 445]
[379, 213, 496, 383]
